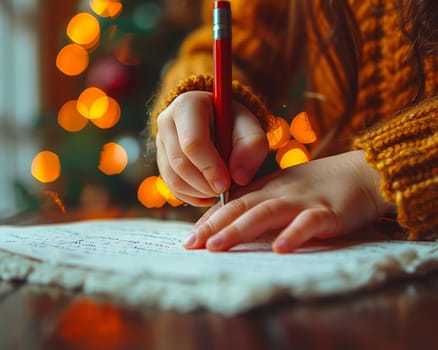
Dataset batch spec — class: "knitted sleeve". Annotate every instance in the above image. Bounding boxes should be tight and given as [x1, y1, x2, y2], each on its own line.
[148, 0, 291, 136]
[353, 96, 438, 240]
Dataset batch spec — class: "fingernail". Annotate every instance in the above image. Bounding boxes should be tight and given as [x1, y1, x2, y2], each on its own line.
[212, 180, 226, 194]
[235, 166, 252, 185]
[207, 236, 223, 250]
[183, 233, 196, 248]
[274, 238, 289, 253]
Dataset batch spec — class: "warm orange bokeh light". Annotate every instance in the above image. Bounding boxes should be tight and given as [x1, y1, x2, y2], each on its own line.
[167, 193, 184, 207]
[290, 111, 317, 144]
[156, 176, 184, 207]
[57, 299, 123, 349]
[56, 44, 89, 76]
[58, 100, 89, 132]
[66, 12, 101, 47]
[31, 151, 61, 183]
[137, 176, 167, 208]
[77, 87, 109, 119]
[98, 142, 128, 175]
[156, 176, 171, 200]
[275, 140, 310, 169]
[90, 0, 123, 19]
[91, 97, 121, 129]
[266, 116, 291, 150]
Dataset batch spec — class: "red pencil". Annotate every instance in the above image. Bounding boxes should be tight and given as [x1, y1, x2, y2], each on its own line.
[213, 0, 232, 205]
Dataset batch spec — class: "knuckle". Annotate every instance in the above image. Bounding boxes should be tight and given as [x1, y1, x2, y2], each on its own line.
[163, 177, 180, 194]
[311, 207, 338, 234]
[228, 197, 251, 214]
[160, 170, 182, 191]
[256, 200, 278, 218]
[156, 111, 170, 130]
[173, 91, 211, 114]
[170, 156, 189, 174]
[307, 209, 325, 226]
[200, 164, 215, 176]
[201, 220, 218, 238]
[180, 136, 205, 156]
[172, 93, 190, 113]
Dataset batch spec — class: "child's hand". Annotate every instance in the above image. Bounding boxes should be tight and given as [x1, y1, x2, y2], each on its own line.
[156, 91, 268, 206]
[184, 150, 396, 253]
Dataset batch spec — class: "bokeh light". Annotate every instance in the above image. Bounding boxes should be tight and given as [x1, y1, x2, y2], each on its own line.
[275, 140, 310, 169]
[90, 97, 120, 129]
[66, 12, 101, 48]
[98, 142, 128, 175]
[89, 0, 123, 19]
[290, 111, 317, 144]
[58, 100, 89, 132]
[31, 151, 61, 183]
[137, 176, 184, 208]
[116, 135, 141, 163]
[57, 299, 123, 349]
[132, 2, 161, 31]
[266, 116, 291, 150]
[56, 44, 89, 76]
[156, 176, 171, 200]
[77, 87, 109, 119]
[167, 192, 184, 207]
[156, 177, 184, 207]
[137, 176, 167, 208]
[43, 0, 194, 209]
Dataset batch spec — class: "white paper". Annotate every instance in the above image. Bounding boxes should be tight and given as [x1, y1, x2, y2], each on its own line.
[0, 218, 437, 314]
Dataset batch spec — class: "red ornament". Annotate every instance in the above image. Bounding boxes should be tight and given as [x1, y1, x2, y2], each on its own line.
[86, 55, 135, 97]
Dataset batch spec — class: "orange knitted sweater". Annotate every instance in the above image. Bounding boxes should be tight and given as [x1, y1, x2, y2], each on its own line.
[149, 0, 438, 240]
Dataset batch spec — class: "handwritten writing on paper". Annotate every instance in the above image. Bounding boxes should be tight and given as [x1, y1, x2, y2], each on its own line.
[0, 218, 435, 278]
[0, 218, 437, 313]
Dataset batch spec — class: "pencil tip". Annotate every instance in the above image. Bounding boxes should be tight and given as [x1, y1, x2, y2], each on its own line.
[220, 191, 229, 206]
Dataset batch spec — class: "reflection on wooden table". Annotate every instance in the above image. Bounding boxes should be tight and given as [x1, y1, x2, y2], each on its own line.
[1, 207, 438, 350]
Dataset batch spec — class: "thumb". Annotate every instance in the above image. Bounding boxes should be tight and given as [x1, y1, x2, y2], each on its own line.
[229, 104, 269, 185]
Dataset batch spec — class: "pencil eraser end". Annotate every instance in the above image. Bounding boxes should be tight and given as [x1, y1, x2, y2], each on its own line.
[214, 1, 230, 9]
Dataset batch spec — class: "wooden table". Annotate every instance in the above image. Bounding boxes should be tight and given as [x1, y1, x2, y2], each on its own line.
[1, 208, 438, 350]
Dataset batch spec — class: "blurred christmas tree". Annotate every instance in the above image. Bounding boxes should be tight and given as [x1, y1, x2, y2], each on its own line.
[23, 0, 313, 215]
[27, 0, 202, 213]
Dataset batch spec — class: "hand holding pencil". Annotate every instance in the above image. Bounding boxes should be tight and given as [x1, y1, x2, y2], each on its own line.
[154, 2, 268, 208]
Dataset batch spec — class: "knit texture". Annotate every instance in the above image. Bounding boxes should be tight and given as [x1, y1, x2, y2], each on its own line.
[149, 74, 272, 137]
[353, 97, 438, 240]
[148, 0, 438, 240]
